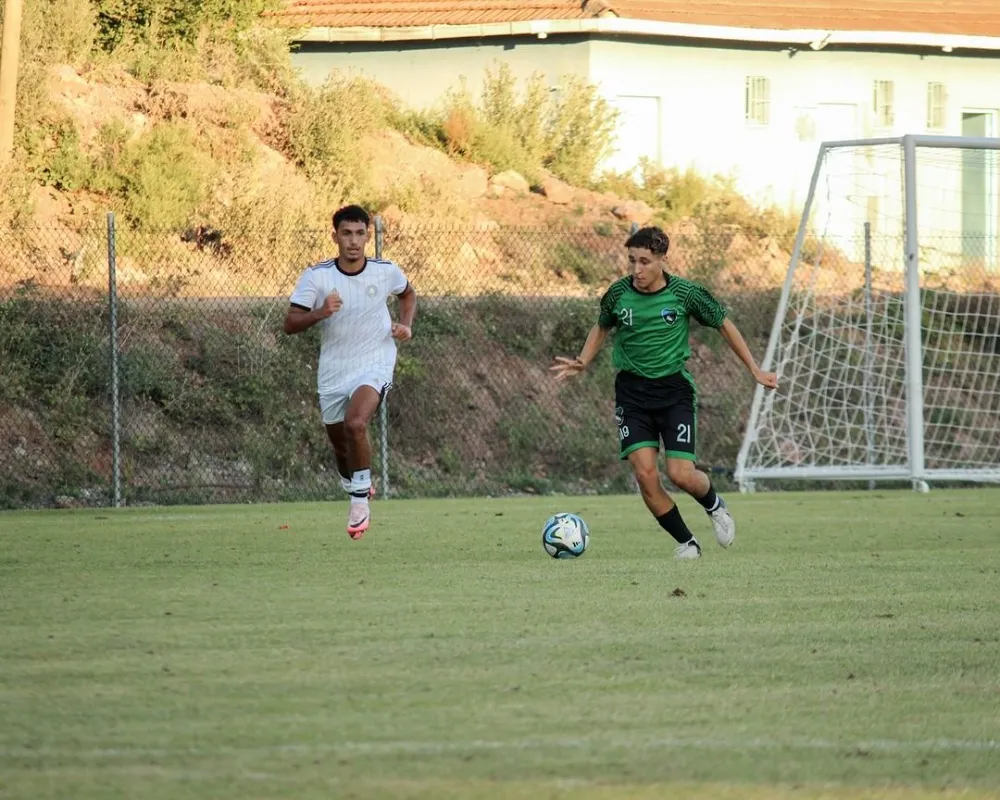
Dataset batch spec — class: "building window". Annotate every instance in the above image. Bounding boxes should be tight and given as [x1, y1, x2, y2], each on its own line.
[873, 80, 895, 128]
[927, 82, 948, 130]
[745, 77, 770, 125]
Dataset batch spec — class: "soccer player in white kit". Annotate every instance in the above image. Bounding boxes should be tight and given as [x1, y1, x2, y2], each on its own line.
[283, 205, 416, 539]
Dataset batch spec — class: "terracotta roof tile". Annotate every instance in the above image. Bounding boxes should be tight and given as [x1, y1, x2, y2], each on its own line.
[279, 2, 586, 29]
[612, 1, 1000, 36]
[277, 0, 1000, 38]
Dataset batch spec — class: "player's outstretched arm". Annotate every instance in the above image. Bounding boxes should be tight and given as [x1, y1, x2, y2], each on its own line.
[391, 284, 417, 341]
[282, 292, 341, 335]
[551, 325, 609, 381]
[718, 318, 778, 390]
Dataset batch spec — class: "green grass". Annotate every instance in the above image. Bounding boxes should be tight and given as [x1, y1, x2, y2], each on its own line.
[1, 490, 999, 799]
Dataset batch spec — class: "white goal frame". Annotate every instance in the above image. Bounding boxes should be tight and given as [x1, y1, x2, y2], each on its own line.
[736, 134, 1000, 492]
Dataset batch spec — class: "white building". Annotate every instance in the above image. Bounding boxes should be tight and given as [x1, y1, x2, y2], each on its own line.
[279, 0, 1000, 264]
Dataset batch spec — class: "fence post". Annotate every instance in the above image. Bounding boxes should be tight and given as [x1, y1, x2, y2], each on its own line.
[626, 222, 640, 494]
[374, 214, 390, 498]
[106, 212, 122, 508]
[863, 221, 876, 491]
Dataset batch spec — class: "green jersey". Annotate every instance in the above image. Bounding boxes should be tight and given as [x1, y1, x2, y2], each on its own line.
[598, 273, 727, 380]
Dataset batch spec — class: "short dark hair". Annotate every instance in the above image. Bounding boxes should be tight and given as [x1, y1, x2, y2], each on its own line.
[333, 204, 371, 230]
[625, 226, 669, 256]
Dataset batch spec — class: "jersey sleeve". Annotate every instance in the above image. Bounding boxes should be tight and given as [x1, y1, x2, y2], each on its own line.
[387, 261, 409, 296]
[683, 282, 727, 329]
[289, 269, 318, 310]
[598, 285, 619, 330]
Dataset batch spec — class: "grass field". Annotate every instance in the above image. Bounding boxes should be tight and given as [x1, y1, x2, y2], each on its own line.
[1, 489, 999, 799]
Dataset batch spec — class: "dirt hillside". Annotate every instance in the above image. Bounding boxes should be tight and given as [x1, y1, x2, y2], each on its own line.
[1, 64, 801, 301]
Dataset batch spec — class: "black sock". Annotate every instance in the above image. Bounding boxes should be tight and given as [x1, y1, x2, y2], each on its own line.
[657, 506, 696, 545]
[697, 483, 720, 512]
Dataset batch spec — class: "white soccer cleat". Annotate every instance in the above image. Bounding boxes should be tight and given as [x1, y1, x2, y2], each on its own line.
[674, 540, 702, 560]
[709, 499, 736, 548]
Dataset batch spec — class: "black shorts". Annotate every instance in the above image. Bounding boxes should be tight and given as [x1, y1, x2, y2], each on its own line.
[614, 370, 697, 462]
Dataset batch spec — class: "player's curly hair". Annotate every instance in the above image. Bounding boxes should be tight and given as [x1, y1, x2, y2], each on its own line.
[625, 226, 670, 255]
[333, 204, 371, 230]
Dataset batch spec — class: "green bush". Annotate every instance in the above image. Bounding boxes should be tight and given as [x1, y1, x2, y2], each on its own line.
[18, 0, 96, 67]
[285, 75, 396, 204]
[414, 301, 471, 341]
[11, 0, 292, 89]
[549, 298, 599, 356]
[387, 106, 448, 150]
[94, 0, 279, 51]
[549, 241, 614, 285]
[426, 62, 618, 186]
[40, 120, 93, 191]
[471, 294, 544, 357]
[0, 293, 108, 403]
[545, 76, 618, 186]
[120, 342, 178, 404]
[89, 122, 215, 230]
[92, 0, 287, 85]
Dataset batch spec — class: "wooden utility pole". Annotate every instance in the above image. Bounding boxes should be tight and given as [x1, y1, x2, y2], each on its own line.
[0, 0, 24, 169]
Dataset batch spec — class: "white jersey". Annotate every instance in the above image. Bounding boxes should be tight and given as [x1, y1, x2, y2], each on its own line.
[289, 257, 410, 394]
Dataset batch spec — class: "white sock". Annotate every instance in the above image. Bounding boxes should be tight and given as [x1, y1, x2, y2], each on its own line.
[350, 469, 371, 500]
[340, 475, 352, 493]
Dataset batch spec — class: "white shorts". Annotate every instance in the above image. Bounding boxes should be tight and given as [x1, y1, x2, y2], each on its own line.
[319, 373, 393, 425]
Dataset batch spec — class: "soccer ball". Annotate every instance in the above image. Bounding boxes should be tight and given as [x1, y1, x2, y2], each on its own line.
[542, 512, 589, 559]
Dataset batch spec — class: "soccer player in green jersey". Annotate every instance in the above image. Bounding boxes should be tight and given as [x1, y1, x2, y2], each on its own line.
[551, 226, 778, 560]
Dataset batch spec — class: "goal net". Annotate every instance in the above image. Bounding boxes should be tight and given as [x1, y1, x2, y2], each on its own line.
[736, 135, 1000, 491]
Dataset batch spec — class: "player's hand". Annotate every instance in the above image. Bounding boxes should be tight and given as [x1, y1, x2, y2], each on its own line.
[391, 323, 412, 342]
[753, 369, 779, 390]
[550, 356, 586, 382]
[318, 291, 342, 318]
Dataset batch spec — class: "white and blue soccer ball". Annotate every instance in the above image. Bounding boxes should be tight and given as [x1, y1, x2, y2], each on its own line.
[542, 512, 590, 559]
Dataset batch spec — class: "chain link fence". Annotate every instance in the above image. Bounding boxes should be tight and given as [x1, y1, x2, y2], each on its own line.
[1, 215, 836, 508]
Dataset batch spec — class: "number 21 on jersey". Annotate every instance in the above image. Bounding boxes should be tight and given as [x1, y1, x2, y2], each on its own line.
[618, 307, 633, 327]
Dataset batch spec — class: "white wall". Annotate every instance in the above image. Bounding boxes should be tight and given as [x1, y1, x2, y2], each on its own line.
[588, 40, 1000, 232]
[291, 38, 591, 108]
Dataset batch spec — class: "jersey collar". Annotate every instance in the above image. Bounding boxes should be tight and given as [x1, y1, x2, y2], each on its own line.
[630, 271, 671, 296]
[335, 257, 368, 277]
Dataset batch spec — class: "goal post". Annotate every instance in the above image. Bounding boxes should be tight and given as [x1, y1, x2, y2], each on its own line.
[736, 134, 1000, 492]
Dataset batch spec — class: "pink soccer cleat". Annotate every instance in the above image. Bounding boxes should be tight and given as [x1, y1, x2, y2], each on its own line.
[347, 502, 370, 539]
